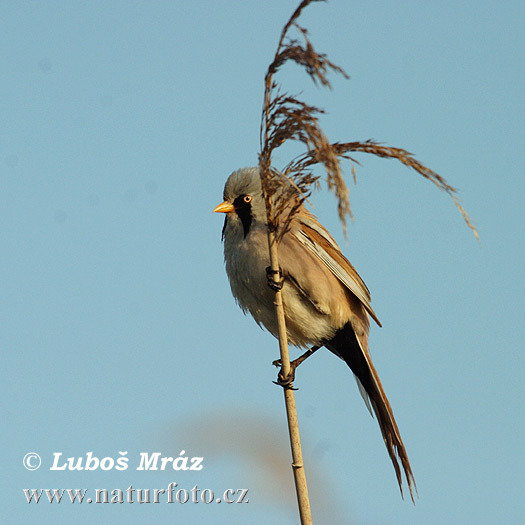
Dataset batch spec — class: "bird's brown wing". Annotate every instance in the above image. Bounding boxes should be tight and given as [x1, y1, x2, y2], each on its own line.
[292, 214, 381, 327]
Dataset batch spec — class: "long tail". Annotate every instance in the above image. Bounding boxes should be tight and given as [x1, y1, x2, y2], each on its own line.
[326, 323, 417, 502]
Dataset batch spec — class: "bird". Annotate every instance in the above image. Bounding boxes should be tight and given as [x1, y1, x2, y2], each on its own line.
[213, 166, 416, 500]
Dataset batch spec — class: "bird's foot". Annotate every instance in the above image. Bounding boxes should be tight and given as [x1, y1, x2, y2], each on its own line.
[272, 360, 298, 390]
[266, 266, 284, 291]
[271, 345, 321, 389]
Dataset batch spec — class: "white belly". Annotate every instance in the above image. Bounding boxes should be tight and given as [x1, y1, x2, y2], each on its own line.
[224, 227, 336, 348]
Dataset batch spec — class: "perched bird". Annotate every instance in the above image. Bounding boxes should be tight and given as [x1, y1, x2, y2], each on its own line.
[214, 166, 415, 499]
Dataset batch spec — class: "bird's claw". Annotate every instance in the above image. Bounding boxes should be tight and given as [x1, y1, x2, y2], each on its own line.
[266, 266, 284, 291]
[272, 361, 298, 389]
[273, 375, 298, 390]
[271, 345, 320, 388]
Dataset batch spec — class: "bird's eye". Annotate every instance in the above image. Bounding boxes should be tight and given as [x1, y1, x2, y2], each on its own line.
[243, 195, 252, 203]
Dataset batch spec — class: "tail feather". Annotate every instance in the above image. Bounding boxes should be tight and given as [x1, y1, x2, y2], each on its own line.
[326, 323, 417, 502]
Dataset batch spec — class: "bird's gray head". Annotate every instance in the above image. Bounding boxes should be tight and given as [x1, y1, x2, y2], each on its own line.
[214, 167, 267, 239]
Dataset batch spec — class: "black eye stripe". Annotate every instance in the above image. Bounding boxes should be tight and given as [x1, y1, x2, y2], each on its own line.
[221, 215, 228, 241]
[233, 195, 252, 238]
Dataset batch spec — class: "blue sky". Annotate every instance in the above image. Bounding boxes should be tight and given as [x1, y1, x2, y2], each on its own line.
[2, 1, 524, 523]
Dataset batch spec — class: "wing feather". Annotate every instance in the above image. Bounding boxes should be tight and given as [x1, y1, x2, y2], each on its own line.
[292, 215, 381, 327]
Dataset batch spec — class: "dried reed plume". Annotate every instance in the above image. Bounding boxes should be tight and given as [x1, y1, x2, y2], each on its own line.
[256, 0, 477, 512]
[259, 0, 478, 241]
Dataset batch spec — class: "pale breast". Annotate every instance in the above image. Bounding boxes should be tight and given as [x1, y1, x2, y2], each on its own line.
[224, 223, 340, 348]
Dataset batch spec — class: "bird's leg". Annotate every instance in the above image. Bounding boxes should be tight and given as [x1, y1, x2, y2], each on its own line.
[266, 266, 284, 291]
[273, 345, 320, 387]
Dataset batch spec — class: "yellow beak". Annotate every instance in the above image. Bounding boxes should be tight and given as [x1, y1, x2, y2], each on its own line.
[213, 201, 235, 213]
